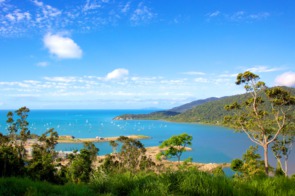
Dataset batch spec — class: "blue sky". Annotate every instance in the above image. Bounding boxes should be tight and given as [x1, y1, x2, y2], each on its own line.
[0, 0, 295, 109]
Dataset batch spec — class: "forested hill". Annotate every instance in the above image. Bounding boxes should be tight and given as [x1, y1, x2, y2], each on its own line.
[113, 97, 221, 120]
[169, 97, 220, 113]
[114, 86, 295, 124]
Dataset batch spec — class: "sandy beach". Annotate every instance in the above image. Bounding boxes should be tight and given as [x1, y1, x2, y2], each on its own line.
[57, 135, 150, 143]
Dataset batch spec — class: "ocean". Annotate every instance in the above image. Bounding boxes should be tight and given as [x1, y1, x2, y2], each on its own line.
[0, 109, 294, 174]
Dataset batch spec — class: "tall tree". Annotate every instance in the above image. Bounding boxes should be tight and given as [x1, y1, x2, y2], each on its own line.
[159, 133, 192, 162]
[67, 142, 99, 183]
[224, 71, 295, 175]
[27, 128, 59, 182]
[102, 136, 156, 173]
[6, 107, 31, 160]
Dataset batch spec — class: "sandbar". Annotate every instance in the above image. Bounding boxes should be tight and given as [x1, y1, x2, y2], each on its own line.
[57, 135, 150, 143]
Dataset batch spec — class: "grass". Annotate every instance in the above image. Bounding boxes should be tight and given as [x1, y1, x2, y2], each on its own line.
[0, 177, 95, 196]
[1, 170, 295, 195]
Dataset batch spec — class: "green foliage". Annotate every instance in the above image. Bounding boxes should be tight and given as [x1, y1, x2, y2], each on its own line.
[0, 145, 25, 177]
[67, 142, 99, 183]
[159, 133, 192, 162]
[26, 128, 60, 183]
[0, 107, 32, 178]
[2, 172, 295, 196]
[0, 177, 96, 196]
[212, 166, 225, 177]
[231, 159, 243, 172]
[6, 107, 31, 142]
[101, 136, 156, 174]
[232, 146, 266, 178]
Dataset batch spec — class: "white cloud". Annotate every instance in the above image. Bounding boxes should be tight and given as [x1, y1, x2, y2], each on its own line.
[5, 10, 31, 22]
[32, 0, 43, 7]
[43, 33, 83, 59]
[194, 77, 208, 83]
[275, 72, 295, 87]
[247, 66, 281, 73]
[44, 76, 77, 83]
[182, 71, 205, 76]
[218, 73, 238, 78]
[36, 61, 49, 67]
[106, 68, 129, 80]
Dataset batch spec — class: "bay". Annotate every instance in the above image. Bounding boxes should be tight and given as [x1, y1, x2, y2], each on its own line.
[0, 109, 294, 174]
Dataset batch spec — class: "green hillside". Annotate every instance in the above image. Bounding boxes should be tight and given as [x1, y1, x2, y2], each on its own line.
[114, 86, 295, 125]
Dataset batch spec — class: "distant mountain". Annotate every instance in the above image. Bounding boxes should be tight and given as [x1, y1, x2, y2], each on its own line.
[114, 86, 295, 125]
[169, 97, 220, 113]
[113, 97, 222, 120]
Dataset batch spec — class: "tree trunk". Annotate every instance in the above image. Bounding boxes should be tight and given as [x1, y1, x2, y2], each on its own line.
[263, 145, 269, 175]
[284, 157, 288, 177]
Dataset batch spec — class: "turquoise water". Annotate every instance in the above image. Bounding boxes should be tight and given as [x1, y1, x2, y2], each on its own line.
[0, 109, 294, 174]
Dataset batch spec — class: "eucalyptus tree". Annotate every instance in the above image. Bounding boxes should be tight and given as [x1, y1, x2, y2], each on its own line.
[224, 71, 295, 175]
[0, 107, 31, 177]
[6, 107, 31, 160]
[159, 133, 192, 162]
[67, 142, 99, 183]
[27, 128, 59, 182]
[102, 136, 155, 173]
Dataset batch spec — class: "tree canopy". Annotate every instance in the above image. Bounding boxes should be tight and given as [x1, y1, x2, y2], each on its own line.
[159, 133, 192, 162]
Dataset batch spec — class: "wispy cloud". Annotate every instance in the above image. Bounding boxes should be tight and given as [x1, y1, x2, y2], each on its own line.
[206, 10, 270, 22]
[83, 0, 101, 12]
[249, 12, 270, 20]
[218, 73, 238, 78]
[43, 33, 83, 59]
[36, 61, 49, 67]
[181, 71, 206, 76]
[207, 11, 220, 18]
[130, 2, 156, 24]
[43, 76, 77, 83]
[246, 66, 282, 73]
[0, 70, 245, 109]
[0, 0, 157, 37]
[275, 72, 295, 87]
[121, 2, 131, 13]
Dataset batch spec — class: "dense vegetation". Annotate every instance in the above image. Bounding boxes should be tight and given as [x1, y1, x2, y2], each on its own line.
[114, 86, 295, 125]
[1, 170, 295, 196]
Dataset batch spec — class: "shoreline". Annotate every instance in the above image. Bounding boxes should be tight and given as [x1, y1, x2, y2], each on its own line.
[95, 145, 230, 172]
[57, 135, 150, 143]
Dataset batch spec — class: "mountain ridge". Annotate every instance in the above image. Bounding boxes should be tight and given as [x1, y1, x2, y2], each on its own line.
[114, 86, 295, 124]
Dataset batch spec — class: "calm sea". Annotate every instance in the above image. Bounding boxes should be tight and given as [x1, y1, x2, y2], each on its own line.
[0, 109, 294, 174]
